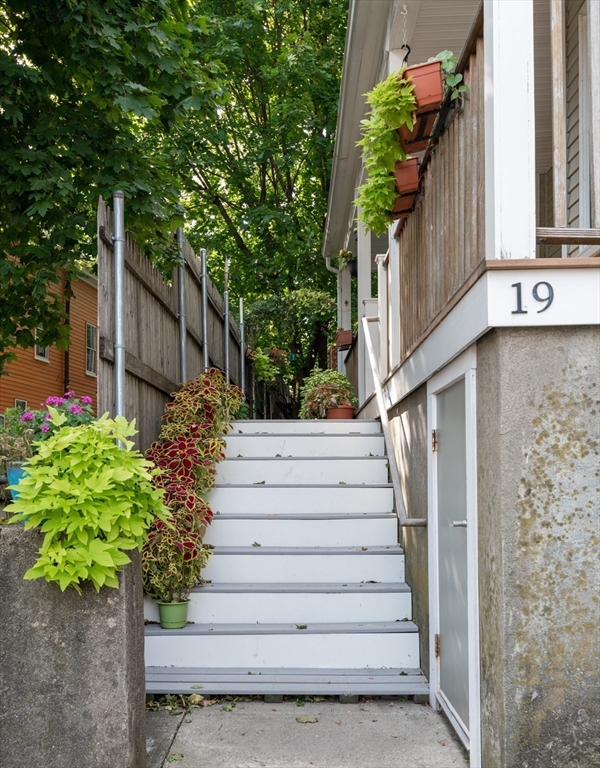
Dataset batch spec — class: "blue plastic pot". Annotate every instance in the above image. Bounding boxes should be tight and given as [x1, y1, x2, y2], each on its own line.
[7, 462, 26, 501]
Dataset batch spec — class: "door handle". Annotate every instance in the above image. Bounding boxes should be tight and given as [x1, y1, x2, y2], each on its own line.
[451, 520, 467, 528]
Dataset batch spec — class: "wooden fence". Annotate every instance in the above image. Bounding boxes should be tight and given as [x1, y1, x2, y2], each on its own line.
[97, 197, 246, 452]
[396, 31, 485, 362]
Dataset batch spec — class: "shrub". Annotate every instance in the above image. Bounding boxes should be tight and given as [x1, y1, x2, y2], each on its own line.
[6, 409, 169, 593]
[299, 367, 358, 419]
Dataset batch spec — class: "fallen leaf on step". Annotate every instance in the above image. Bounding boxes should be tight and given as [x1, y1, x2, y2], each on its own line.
[361, 547, 368, 551]
[296, 715, 318, 724]
[252, 542, 261, 547]
[438, 741, 446, 746]
[335, 721, 342, 726]
[295, 624, 307, 630]
[190, 684, 203, 689]
[254, 480, 266, 484]
[166, 756, 183, 763]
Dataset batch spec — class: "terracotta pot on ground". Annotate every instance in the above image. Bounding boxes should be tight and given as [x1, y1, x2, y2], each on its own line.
[326, 406, 355, 420]
[405, 59, 443, 114]
[394, 158, 420, 195]
[335, 329, 353, 350]
[391, 193, 417, 221]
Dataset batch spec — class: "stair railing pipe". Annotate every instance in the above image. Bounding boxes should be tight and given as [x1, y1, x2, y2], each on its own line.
[200, 248, 209, 371]
[223, 258, 230, 383]
[361, 316, 427, 528]
[239, 298, 245, 395]
[112, 190, 126, 420]
[176, 227, 187, 383]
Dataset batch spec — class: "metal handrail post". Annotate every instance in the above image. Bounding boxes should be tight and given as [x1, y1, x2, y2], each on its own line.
[112, 191, 125, 419]
[239, 298, 245, 395]
[361, 316, 427, 527]
[177, 227, 187, 383]
[223, 259, 230, 383]
[200, 248, 209, 371]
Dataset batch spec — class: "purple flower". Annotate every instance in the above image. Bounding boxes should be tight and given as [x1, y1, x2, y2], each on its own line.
[64, 390, 76, 399]
[20, 411, 35, 422]
[68, 404, 83, 415]
[46, 396, 65, 406]
[40, 423, 50, 433]
[81, 395, 93, 405]
[45, 413, 52, 421]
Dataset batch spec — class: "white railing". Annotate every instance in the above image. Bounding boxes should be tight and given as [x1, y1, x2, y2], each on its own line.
[362, 316, 427, 528]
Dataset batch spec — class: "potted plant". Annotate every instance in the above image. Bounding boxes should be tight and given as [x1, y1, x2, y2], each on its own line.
[299, 367, 358, 420]
[1, 431, 33, 503]
[143, 369, 243, 627]
[5, 408, 169, 594]
[335, 328, 353, 350]
[141, 485, 211, 628]
[356, 50, 468, 234]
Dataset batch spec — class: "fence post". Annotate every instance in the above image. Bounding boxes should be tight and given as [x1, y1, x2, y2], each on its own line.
[200, 248, 209, 371]
[223, 258, 230, 383]
[239, 298, 245, 395]
[177, 227, 187, 383]
[113, 191, 125, 419]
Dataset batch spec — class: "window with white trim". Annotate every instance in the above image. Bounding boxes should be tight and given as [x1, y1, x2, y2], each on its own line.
[34, 328, 50, 362]
[0, 414, 5, 429]
[86, 323, 97, 376]
[14, 399, 27, 412]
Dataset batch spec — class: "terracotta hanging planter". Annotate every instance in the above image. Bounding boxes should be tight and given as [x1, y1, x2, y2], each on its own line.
[405, 59, 444, 114]
[391, 193, 417, 221]
[394, 158, 420, 195]
[326, 405, 355, 420]
[398, 59, 443, 153]
[335, 329, 353, 350]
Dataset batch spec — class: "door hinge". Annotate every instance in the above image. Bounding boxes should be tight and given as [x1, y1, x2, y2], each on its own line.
[431, 429, 438, 452]
[435, 633, 441, 658]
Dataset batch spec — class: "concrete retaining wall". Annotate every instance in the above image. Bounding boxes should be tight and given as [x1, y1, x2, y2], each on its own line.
[0, 525, 146, 768]
[476, 326, 600, 767]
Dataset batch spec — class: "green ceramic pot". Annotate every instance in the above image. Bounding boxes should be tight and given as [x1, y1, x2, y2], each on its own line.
[156, 600, 189, 629]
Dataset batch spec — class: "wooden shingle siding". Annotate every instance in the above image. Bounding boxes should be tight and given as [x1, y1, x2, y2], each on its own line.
[396, 36, 485, 363]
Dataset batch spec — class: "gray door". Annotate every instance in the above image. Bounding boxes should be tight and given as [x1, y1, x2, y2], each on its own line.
[436, 377, 469, 730]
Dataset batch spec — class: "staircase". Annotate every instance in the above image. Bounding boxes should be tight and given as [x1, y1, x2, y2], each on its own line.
[145, 419, 429, 696]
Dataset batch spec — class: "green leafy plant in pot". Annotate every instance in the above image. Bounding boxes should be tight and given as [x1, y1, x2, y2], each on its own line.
[5, 409, 169, 593]
[299, 367, 358, 420]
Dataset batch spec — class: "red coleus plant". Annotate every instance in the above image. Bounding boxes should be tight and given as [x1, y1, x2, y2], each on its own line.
[141, 486, 212, 602]
[142, 369, 243, 602]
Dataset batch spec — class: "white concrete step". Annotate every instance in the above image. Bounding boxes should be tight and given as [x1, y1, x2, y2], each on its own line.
[225, 433, 385, 458]
[208, 485, 394, 515]
[146, 666, 429, 696]
[145, 621, 420, 669]
[216, 457, 389, 485]
[204, 513, 398, 548]
[232, 419, 381, 435]
[145, 582, 411, 624]
[202, 546, 405, 583]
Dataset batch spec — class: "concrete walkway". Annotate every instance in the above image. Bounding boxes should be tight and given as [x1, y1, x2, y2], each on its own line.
[146, 699, 468, 768]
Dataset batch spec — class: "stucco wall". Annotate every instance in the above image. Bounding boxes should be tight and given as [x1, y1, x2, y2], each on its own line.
[388, 384, 429, 674]
[476, 326, 600, 767]
[0, 525, 146, 768]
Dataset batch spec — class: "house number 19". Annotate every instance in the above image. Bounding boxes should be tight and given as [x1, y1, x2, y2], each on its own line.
[511, 281, 554, 314]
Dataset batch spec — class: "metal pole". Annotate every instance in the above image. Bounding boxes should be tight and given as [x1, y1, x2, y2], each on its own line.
[239, 298, 245, 395]
[223, 258, 230, 383]
[251, 372, 256, 419]
[200, 248, 209, 371]
[113, 191, 125, 419]
[177, 227, 187, 383]
[263, 382, 267, 420]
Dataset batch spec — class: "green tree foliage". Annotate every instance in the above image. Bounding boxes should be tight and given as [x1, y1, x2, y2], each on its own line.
[159, 0, 347, 369]
[0, 0, 214, 371]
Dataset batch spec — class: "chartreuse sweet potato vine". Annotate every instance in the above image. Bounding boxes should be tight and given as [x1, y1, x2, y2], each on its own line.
[7, 408, 169, 594]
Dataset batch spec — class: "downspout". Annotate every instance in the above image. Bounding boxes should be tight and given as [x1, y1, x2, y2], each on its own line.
[63, 277, 71, 394]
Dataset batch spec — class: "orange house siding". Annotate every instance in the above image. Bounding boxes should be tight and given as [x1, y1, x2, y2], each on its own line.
[0, 273, 98, 417]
